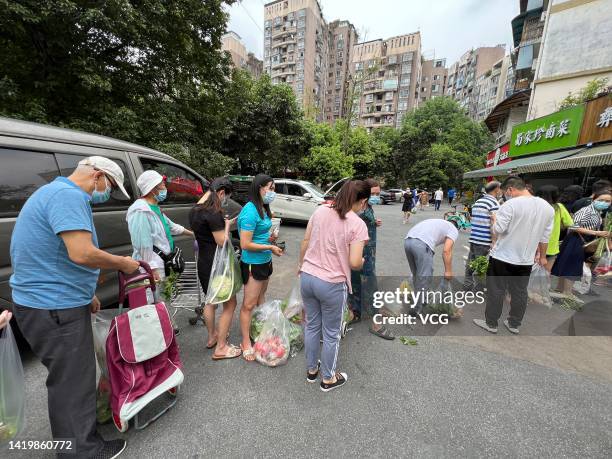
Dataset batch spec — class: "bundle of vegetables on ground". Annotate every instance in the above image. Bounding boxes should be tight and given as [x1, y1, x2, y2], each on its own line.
[251, 300, 304, 357]
[253, 308, 291, 367]
[469, 256, 489, 279]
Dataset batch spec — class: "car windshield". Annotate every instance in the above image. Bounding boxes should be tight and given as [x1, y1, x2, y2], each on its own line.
[302, 182, 325, 197]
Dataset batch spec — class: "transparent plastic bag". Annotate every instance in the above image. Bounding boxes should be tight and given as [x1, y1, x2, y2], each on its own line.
[282, 279, 303, 322]
[0, 325, 25, 443]
[92, 309, 122, 425]
[250, 300, 282, 341]
[593, 248, 611, 278]
[573, 264, 592, 295]
[527, 264, 552, 308]
[426, 279, 460, 317]
[205, 238, 242, 305]
[253, 308, 291, 367]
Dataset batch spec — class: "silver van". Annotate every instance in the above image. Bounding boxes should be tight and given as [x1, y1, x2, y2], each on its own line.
[0, 116, 210, 315]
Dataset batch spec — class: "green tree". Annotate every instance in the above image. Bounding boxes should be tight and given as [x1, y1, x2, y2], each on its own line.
[558, 77, 609, 110]
[300, 144, 354, 186]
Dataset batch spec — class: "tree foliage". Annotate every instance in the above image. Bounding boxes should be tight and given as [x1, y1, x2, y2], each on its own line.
[558, 77, 609, 110]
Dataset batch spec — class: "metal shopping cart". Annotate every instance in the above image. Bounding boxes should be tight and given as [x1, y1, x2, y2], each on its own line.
[167, 240, 206, 327]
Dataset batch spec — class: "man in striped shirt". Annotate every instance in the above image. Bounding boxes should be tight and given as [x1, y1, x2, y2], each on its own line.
[463, 181, 501, 290]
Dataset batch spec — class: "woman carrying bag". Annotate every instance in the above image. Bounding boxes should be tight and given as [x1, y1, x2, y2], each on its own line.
[237, 174, 284, 361]
[127, 170, 194, 307]
[189, 177, 241, 360]
[552, 190, 611, 299]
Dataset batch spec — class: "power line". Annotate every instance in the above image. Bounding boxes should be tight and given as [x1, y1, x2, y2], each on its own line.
[240, 1, 263, 33]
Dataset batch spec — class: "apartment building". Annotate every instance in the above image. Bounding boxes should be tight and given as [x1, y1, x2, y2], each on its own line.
[473, 55, 512, 121]
[420, 58, 448, 104]
[324, 20, 358, 123]
[528, 0, 612, 119]
[446, 45, 506, 116]
[351, 32, 422, 131]
[263, 0, 328, 119]
[222, 31, 263, 78]
[512, 0, 547, 93]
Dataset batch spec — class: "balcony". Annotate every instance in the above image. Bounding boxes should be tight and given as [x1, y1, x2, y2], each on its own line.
[271, 59, 295, 70]
[272, 37, 297, 49]
[272, 25, 297, 39]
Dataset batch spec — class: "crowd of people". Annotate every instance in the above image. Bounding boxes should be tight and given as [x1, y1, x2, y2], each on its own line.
[5, 153, 610, 457]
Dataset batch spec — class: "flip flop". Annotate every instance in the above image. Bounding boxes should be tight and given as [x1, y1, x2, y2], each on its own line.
[369, 326, 395, 340]
[212, 344, 242, 361]
[241, 344, 256, 362]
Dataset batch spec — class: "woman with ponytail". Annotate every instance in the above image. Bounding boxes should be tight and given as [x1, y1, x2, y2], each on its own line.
[298, 180, 370, 392]
[237, 174, 284, 361]
[189, 177, 242, 360]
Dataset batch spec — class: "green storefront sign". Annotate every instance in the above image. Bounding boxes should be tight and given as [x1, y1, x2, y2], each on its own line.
[509, 105, 585, 157]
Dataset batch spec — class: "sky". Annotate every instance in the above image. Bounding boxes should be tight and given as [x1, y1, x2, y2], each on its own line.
[226, 0, 520, 64]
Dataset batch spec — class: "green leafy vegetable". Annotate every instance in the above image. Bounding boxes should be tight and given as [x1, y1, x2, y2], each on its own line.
[469, 256, 489, 278]
[399, 336, 418, 346]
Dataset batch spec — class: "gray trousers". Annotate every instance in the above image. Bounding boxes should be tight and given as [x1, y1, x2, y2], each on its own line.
[300, 272, 347, 380]
[14, 304, 104, 458]
[463, 242, 490, 291]
[404, 238, 435, 312]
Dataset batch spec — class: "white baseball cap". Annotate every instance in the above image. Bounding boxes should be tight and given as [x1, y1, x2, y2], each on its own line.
[79, 156, 130, 199]
[136, 170, 164, 197]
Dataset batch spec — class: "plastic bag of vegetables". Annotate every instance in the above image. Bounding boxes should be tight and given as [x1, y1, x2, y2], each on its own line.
[250, 300, 282, 341]
[0, 325, 25, 443]
[281, 279, 303, 323]
[253, 308, 291, 367]
[527, 264, 552, 308]
[425, 279, 463, 318]
[205, 238, 243, 305]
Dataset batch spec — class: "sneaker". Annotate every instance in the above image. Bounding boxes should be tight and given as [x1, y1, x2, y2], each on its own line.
[306, 361, 320, 383]
[95, 439, 127, 459]
[503, 319, 520, 335]
[320, 372, 348, 392]
[473, 319, 498, 334]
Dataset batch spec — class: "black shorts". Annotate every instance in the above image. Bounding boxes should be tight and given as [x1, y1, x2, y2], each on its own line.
[240, 260, 273, 284]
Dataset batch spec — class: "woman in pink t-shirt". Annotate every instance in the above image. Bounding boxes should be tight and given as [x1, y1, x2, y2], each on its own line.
[298, 180, 370, 392]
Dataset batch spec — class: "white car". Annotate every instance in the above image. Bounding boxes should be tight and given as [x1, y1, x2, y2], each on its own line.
[271, 178, 347, 223]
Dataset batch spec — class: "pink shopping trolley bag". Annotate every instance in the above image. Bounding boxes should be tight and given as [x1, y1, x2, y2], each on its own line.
[106, 302, 184, 425]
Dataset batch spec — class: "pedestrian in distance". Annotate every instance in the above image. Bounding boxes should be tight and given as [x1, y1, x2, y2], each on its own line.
[473, 176, 554, 335]
[402, 186, 414, 224]
[419, 189, 428, 211]
[299, 180, 370, 392]
[10, 156, 139, 458]
[535, 185, 573, 273]
[558, 184, 584, 212]
[412, 186, 419, 208]
[348, 179, 394, 340]
[237, 174, 283, 361]
[448, 187, 456, 205]
[434, 187, 444, 211]
[569, 179, 611, 214]
[127, 170, 194, 304]
[404, 218, 459, 315]
[190, 177, 242, 360]
[463, 181, 501, 291]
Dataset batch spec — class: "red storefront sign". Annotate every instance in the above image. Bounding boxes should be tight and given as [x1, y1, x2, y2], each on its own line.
[486, 143, 510, 168]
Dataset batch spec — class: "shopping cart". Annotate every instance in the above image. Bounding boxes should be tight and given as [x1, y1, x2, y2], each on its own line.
[168, 240, 206, 327]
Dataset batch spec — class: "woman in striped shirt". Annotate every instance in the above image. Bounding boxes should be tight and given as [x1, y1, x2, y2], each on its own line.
[552, 190, 611, 298]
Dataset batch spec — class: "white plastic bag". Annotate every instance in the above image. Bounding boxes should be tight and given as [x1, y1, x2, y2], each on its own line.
[92, 310, 122, 425]
[282, 279, 303, 321]
[573, 263, 592, 295]
[0, 325, 25, 443]
[205, 238, 242, 305]
[527, 264, 552, 308]
[253, 308, 291, 367]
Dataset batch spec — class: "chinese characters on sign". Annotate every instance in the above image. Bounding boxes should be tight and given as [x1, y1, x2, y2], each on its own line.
[515, 119, 571, 147]
[596, 107, 612, 128]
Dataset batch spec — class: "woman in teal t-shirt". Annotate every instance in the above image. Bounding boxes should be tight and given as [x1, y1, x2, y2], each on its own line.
[237, 174, 284, 361]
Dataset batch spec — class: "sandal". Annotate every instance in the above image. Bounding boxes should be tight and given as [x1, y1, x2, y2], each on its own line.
[241, 344, 256, 362]
[212, 344, 242, 361]
[206, 332, 230, 349]
[369, 326, 395, 340]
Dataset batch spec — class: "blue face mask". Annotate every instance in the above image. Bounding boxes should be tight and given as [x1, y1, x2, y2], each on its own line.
[263, 191, 276, 204]
[91, 176, 111, 205]
[155, 189, 167, 202]
[368, 196, 381, 205]
[593, 200, 610, 212]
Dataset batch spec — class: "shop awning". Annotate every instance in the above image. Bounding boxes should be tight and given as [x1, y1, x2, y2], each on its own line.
[463, 149, 582, 179]
[514, 144, 612, 173]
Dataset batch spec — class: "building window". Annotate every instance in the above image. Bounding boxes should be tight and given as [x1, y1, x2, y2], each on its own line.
[399, 89, 409, 98]
[402, 63, 411, 74]
[355, 62, 363, 71]
[297, 9, 306, 17]
[265, 20, 272, 28]
[398, 101, 408, 110]
[431, 84, 439, 92]
[402, 52, 412, 62]
[388, 55, 397, 65]
[433, 74, 440, 81]
[297, 18, 305, 28]
[365, 94, 374, 103]
[400, 77, 410, 87]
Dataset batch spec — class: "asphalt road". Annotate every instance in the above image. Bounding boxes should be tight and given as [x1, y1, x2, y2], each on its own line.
[6, 201, 612, 458]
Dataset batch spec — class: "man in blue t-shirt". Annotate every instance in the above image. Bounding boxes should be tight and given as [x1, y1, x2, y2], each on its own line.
[463, 181, 500, 291]
[10, 156, 139, 458]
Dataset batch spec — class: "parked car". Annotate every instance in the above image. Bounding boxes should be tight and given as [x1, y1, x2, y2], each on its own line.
[386, 188, 404, 202]
[228, 176, 348, 223]
[0, 116, 213, 320]
[380, 190, 396, 204]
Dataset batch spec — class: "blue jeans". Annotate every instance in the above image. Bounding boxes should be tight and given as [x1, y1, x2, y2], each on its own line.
[300, 272, 347, 380]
